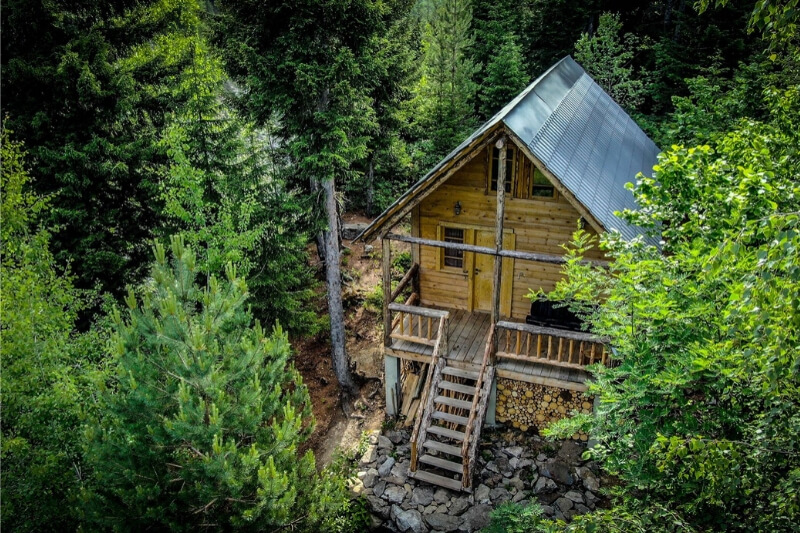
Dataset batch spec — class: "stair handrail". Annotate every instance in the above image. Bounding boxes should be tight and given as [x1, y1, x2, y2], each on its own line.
[410, 313, 448, 472]
[460, 323, 496, 488]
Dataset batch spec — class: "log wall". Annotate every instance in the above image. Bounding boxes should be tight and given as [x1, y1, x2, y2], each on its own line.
[416, 146, 607, 319]
[495, 378, 592, 441]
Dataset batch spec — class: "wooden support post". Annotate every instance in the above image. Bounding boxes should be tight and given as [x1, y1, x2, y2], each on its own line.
[492, 137, 507, 333]
[382, 238, 392, 347]
[384, 355, 401, 416]
[486, 376, 498, 426]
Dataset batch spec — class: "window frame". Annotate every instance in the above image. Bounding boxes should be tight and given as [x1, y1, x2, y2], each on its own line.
[441, 226, 466, 270]
[488, 145, 516, 195]
[530, 166, 556, 199]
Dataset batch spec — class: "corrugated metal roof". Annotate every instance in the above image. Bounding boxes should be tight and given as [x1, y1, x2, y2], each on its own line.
[520, 61, 660, 243]
[356, 56, 660, 244]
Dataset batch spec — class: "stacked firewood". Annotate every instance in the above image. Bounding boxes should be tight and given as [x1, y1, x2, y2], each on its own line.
[495, 378, 592, 440]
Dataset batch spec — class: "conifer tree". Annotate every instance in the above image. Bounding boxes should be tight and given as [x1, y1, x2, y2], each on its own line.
[159, 37, 318, 334]
[478, 33, 529, 119]
[414, 0, 479, 165]
[85, 237, 341, 530]
[1, 0, 211, 297]
[574, 12, 647, 112]
[214, 0, 414, 395]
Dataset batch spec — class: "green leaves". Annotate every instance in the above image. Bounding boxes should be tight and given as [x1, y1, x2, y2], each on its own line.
[537, 85, 800, 530]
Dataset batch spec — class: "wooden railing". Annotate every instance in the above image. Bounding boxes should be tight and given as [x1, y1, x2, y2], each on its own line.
[389, 303, 448, 347]
[409, 316, 449, 473]
[461, 324, 496, 489]
[495, 321, 610, 369]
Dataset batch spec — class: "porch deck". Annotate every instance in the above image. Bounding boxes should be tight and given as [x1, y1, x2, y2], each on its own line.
[386, 308, 591, 390]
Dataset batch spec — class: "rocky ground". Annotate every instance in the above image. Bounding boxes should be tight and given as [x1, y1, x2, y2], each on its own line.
[351, 427, 608, 532]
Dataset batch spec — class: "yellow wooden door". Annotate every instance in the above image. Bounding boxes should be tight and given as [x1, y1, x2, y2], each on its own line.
[471, 230, 515, 315]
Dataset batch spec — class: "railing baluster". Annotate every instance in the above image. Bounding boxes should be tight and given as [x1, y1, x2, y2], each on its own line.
[526, 333, 531, 357]
[569, 339, 574, 364]
[590, 343, 596, 365]
[515, 331, 521, 355]
[537, 334, 542, 357]
[558, 338, 564, 362]
[427, 317, 432, 339]
[547, 336, 553, 359]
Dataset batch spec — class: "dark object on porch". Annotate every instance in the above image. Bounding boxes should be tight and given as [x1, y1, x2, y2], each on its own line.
[526, 299, 584, 332]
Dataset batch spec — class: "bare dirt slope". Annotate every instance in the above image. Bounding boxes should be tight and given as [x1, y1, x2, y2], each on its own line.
[295, 213, 391, 466]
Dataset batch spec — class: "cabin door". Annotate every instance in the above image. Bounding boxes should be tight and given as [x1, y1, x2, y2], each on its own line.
[471, 229, 515, 316]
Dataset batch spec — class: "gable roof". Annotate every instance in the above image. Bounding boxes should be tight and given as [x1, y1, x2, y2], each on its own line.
[357, 56, 660, 244]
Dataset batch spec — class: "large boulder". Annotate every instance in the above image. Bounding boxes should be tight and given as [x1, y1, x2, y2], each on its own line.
[391, 505, 428, 533]
[342, 222, 369, 241]
[425, 512, 462, 532]
[458, 504, 492, 532]
[539, 459, 574, 485]
[383, 485, 406, 504]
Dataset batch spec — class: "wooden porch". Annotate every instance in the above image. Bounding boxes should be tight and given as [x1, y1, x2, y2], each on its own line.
[386, 307, 597, 390]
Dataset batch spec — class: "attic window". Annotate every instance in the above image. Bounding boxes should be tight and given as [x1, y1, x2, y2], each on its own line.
[531, 167, 555, 198]
[490, 146, 515, 193]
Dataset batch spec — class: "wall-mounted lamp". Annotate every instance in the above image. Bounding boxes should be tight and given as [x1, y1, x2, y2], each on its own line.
[454, 201, 462, 216]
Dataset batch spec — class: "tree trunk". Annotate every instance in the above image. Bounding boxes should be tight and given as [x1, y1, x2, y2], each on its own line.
[310, 175, 327, 267]
[366, 157, 375, 217]
[319, 176, 358, 396]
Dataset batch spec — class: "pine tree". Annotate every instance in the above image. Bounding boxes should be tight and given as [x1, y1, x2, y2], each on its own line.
[478, 33, 529, 119]
[414, 0, 479, 165]
[214, 0, 414, 395]
[1, 0, 209, 298]
[85, 237, 340, 530]
[574, 12, 647, 112]
[159, 37, 319, 334]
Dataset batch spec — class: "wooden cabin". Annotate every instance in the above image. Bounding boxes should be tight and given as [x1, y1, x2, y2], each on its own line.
[355, 56, 660, 491]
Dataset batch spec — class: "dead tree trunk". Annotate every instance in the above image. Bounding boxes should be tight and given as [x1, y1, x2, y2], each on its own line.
[320, 176, 358, 396]
[366, 157, 375, 216]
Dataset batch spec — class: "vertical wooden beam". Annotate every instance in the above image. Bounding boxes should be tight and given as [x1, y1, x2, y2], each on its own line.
[382, 238, 392, 347]
[492, 137, 507, 330]
[384, 355, 401, 416]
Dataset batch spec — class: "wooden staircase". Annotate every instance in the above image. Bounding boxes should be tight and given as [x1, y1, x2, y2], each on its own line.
[409, 326, 496, 491]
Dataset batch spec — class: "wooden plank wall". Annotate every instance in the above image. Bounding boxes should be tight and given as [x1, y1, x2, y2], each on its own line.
[416, 147, 607, 320]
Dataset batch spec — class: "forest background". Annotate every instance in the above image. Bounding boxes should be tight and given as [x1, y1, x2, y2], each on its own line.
[1, 0, 798, 531]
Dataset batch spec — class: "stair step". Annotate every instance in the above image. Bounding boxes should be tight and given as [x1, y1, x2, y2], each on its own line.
[432, 411, 470, 426]
[438, 381, 476, 395]
[411, 469, 463, 491]
[419, 454, 464, 473]
[434, 395, 473, 410]
[423, 439, 463, 457]
[442, 366, 479, 380]
[427, 425, 466, 441]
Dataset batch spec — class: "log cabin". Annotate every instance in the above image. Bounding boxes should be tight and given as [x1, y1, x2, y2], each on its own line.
[355, 56, 660, 491]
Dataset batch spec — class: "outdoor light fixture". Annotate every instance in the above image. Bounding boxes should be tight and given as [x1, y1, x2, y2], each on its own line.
[454, 201, 462, 215]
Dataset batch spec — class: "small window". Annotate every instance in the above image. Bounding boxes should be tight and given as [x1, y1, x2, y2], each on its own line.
[531, 167, 555, 198]
[442, 227, 464, 268]
[490, 147, 514, 193]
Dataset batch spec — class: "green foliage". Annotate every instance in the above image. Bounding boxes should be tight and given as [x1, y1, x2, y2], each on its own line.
[1, 0, 209, 297]
[543, 86, 800, 530]
[700, 0, 800, 52]
[85, 237, 346, 530]
[574, 12, 647, 112]
[478, 33, 529, 119]
[412, 0, 479, 167]
[486, 502, 554, 533]
[158, 37, 319, 334]
[0, 129, 105, 531]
